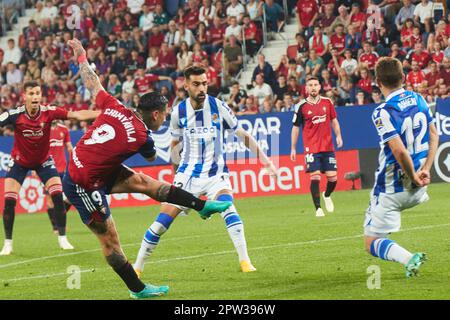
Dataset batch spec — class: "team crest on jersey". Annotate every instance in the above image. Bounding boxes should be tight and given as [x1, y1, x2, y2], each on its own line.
[40, 122, 45, 128]
[180, 118, 187, 127]
[323, 107, 326, 111]
[211, 113, 219, 123]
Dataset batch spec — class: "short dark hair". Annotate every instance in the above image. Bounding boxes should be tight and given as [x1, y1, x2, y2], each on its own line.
[184, 66, 206, 80]
[375, 57, 403, 89]
[23, 80, 40, 91]
[137, 91, 168, 112]
[306, 76, 320, 83]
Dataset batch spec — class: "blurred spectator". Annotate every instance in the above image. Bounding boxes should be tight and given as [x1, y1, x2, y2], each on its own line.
[321, 4, 338, 35]
[406, 60, 426, 92]
[251, 74, 273, 110]
[246, 0, 263, 22]
[337, 68, 353, 105]
[358, 42, 379, 72]
[309, 26, 330, 60]
[2, 125, 15, 137]
[330, 24, 346, 55]
[344, 24, 362, 55]
[341, 49, 358, 76]
[227, 0, 246, 22]
[263, 0, 284, 33]
[349, 3, 367, 33]
[185, 0, 200, 30]
[97, 10, 115, 38]
[146, 46, 160, 72]
[135, 8, 150, 34]
[279, 92, 296, 112]
[297, 0, 319, 38]
[153, 4, 170, 31]
[162, 20, 176, 48]
[273, 74, 288, 103]
[242, 14, 259, 57]
[207, 17, 226, 54]
[127, 0, 145, 15]
[96, 52, 112, 76]
[199, 0, 216, 27]
[305, 49, 325, 77]
[111, 47, 130, 80]
[370, 87, 384, 104]
[425, 61, 444, 96]
[2, 39, 22, 67]
[41, 0, 59, 22]
[225, 16, 243, 41]
[202, 57, 220, 96]
[174, 23, 196, 48]
[328, 47, 344, 79]
[6, 62, 23, 86]
[226, 81, 247, 112]
[287, 76, 304, 101]
[404, 42, 431, 70]
[172, 41, 193, 78]
[25, 59, 41, 81]
[148, 25, 165, 49]
[20, 39, 41, 65]
[237, 95, 259, 115]
[31, 1, 45, 26]
[122, 72, 136, 95]
[251, 54, 276, 87]
[413, 0, 434, 34]
[355, 90, 367, 105]
[388, 41, 407, 62]
[153, 42, 176, 76]
[192, 42, 208, 63]
[107, 74, 122, 98]
[330, 5, 351, 33]
[356, 67, 374, 97]
[395, 0, 416, 32]
[224, 35, 243, 80]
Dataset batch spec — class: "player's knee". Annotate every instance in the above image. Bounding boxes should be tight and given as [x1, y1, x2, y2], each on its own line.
[48, 184, 63, 197]
[310, 174, 321, 182]
[4, 192, 18, 210]
[327, 175, 337, 183]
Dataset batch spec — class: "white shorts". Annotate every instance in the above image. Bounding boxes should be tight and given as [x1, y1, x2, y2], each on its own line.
[363, 187, 429, 237]
[168, 172, 233, 212]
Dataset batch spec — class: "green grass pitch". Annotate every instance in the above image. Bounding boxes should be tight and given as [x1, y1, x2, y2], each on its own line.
[0, 183, 449, 300]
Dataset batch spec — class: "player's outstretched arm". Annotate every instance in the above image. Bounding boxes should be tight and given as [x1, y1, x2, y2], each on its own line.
[67, 110, 101, 121]
[387, 136, 424, 187]
[235, 128, 278, 176]
[67, 38, 105, 101]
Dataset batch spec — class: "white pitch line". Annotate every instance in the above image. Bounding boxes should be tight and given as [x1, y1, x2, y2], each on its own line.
[0, 233, 221, 270]
[1, 222, 449, 283]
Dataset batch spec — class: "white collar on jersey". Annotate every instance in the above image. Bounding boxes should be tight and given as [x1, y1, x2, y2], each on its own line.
[385, 88, 405, 103]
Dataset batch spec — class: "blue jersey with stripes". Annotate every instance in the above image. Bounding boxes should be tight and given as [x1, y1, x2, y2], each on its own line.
[170, 95, 239, 178]
[372, 88, 434, 196]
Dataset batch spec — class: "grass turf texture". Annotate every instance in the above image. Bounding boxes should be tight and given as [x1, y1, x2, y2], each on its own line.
[0, 183, 449, 300]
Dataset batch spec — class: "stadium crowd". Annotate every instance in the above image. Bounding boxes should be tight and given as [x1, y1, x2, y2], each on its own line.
[0, 0, 449, 136]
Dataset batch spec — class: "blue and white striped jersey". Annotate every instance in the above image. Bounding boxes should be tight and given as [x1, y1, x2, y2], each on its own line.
[170, 94, 239, 178]
[372, 88, 434, 196]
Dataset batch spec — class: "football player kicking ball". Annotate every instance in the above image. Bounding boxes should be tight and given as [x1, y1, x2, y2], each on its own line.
[364, 57, 438, 277]
[64, 38, 231, 299]
[133, 66, 278, 276]
[0, 81, 99, 255]
[290, 76, 343, 217]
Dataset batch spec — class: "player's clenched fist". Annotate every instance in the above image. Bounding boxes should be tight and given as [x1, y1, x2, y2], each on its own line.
[67, 38, 86, 59]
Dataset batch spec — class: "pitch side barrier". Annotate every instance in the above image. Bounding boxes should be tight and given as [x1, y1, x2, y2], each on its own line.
[0, 98, 448, 213]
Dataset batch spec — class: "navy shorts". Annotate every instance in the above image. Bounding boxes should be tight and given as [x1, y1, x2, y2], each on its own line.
[62, 165, 134, 225]
[305, 152, 337, 173]
[6, 157, 60, 185]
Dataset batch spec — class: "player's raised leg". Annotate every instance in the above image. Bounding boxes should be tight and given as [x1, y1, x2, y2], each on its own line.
[0, 178, 21, 255]
[215, 191, 256, 272]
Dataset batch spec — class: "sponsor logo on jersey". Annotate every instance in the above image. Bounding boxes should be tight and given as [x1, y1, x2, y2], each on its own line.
[22, 129, 44, 137]
[185, 126, 217, 139]
[50, 138, 64, 147]
[311, 115, 327, 124]
[211, 113, 219, 123]
[397, 97, 417, 110]
[72, 147, 84, 168]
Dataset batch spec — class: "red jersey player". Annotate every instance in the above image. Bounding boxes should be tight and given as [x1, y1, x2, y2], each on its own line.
[46, 122, 73, 234]
[0, 81, 99, 255]
[64, 38, 231, 299]
[290, 76, 343, 217]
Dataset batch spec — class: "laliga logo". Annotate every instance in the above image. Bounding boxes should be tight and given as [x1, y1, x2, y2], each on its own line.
[434, 142, 450, 183]
[435, 112, 450, 137]
[19, 177, 45, 213]
[66, 5, 81, 30]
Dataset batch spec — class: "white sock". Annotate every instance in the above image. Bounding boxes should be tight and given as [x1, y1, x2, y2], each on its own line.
[221, 206, 250, 262]
[134, 239, 157, 272]
[226, 223, 250, 262]
[386, 243, 413, 266]
[3, 239, 12, 246]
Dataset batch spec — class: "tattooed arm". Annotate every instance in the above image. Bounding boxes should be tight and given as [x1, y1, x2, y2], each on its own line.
[67, 38, 105, 101]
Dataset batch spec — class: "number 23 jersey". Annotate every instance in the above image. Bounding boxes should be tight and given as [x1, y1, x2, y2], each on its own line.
[68, 90, 156, 191]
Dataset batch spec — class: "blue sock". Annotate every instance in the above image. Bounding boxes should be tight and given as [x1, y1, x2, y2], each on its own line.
[144, 213, 174, 245]
[370, 238, 413, 265]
